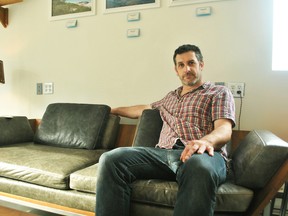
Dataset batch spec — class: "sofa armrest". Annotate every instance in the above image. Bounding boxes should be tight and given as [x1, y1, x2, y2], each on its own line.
[232, 130, 288, 188]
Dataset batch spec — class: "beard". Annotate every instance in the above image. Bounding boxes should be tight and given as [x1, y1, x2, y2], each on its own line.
[180, 73, 201, 87]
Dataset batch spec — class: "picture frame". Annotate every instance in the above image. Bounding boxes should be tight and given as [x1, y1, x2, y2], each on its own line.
[0, 60, 4, 84]
[104, 0, 160, 14]
[49, 0, 96, 21]
[169, 0, 230, 7]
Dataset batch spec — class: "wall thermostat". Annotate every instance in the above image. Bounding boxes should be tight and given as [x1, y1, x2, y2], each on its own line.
[127, 28, 140, 38]
[66, 20, 77, 28]
[127, 12, 140, 22]
[196, 7, 212, 16]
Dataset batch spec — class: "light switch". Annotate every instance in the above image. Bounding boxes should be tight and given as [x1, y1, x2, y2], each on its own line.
[36, 83, 43, 95]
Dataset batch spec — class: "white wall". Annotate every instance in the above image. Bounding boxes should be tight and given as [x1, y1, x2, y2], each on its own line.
[1, 0, 288, 141]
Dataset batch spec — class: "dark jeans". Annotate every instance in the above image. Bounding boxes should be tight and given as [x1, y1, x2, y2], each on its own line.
[95, 146, 226, 216]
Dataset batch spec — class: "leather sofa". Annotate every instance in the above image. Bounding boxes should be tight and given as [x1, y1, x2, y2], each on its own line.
[0, 104, 287, 216]
[129, 109, 288, 216]
[0, 103, 120, 212]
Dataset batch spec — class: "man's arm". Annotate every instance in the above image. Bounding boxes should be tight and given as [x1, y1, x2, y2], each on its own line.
[111, 104, 152, 119]
[180, 118, 233, 162]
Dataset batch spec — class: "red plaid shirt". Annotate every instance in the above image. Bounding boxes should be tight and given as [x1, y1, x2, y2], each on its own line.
[151, 82, 235, 149]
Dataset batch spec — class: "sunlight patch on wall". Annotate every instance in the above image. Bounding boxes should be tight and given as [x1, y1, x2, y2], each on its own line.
[272, 0, 288, 71]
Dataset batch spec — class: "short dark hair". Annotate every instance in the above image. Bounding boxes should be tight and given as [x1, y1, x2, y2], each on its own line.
[173, 44, 203, 65]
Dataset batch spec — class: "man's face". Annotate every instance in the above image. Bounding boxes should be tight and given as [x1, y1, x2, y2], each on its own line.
[174, 51, 204, 87]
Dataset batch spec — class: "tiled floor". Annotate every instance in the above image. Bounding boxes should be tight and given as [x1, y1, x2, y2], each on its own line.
[269, 198, 288, 216]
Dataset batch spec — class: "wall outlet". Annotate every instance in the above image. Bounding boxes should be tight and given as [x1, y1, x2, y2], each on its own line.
[43, 82, 54, 94]
[227, 82, 245, 98]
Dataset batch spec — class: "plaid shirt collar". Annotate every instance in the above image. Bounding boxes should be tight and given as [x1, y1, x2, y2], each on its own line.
[174, 82, 210, 98]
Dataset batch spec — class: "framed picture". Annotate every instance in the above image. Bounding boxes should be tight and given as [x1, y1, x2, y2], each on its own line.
[50, 0, 96, 21]
[169, 0, 230, 7]
[0, 60, 4, 84]
[104, 0, 160, 14]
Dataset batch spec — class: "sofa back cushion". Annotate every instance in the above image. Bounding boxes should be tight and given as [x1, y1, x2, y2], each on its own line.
[34, 103, 112, 149]
[0, 116, 34, 146]
[133, 109, 235, 156]
[133, 109, 163, 147]
[232, 130, 288, 188]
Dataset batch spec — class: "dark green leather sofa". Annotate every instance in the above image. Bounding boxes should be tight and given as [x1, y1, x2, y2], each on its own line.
[0, 103, 120, 212]
[0, 106, 287, 216]
[128, 109, 288, 216]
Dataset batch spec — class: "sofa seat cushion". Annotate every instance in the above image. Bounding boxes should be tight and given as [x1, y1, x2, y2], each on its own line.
[70, 164, 98, 193]
[215, 182, 254, 212]
[131, 179, 253, 212]
[0, 143, 106, 189]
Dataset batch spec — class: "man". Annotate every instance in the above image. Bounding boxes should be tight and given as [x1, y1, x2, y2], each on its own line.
[96, 44, 235, 216]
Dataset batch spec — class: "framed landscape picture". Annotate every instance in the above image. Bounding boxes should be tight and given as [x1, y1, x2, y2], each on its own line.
[50, 0, 95, 21]
[104, 0, 160, 14]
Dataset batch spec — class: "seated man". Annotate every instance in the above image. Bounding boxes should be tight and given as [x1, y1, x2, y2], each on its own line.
[95, 44, 235, 216]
